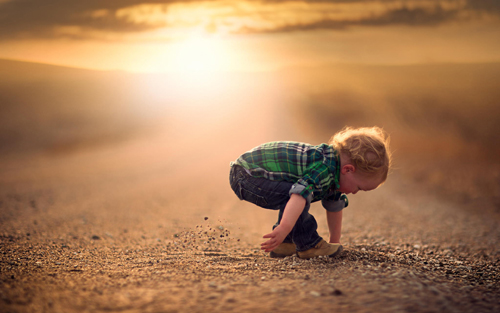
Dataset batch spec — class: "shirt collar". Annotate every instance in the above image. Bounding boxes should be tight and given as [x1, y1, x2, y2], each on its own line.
[324, 145, 341, 190]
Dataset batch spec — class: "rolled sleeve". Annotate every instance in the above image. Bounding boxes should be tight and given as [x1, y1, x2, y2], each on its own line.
[289, 183, 313, 204]
[322, 199, 345, 212]
[322, 193, 349, 212]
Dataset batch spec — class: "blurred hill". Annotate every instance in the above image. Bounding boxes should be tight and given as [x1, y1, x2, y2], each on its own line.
[0, 59, 146, 155]
[0, 59, 282, 156]
[2, 59, 499, 156]
[1, 59, 499, 210]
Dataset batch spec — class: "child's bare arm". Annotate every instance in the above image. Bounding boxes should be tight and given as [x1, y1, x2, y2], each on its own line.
[326, 210, 343, 243]
[261, 194, 305, 252]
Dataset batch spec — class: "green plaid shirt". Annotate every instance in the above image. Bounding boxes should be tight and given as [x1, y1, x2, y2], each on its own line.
[231, 141, 348, 211]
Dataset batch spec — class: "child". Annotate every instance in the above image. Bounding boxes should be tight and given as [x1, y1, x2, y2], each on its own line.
[229, 126, 391, 259]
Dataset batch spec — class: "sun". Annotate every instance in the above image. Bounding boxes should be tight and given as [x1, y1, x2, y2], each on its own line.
[168, 35, 235, 76]
[173, 37, 226, 72]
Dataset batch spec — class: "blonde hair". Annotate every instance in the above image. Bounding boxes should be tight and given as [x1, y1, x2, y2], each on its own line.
[330, 126, 392, 181]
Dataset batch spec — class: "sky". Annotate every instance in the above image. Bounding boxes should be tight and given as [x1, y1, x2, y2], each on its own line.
[0, 0, 499, 72]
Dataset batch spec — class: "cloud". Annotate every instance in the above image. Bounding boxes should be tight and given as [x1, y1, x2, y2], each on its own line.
[0, 0, 179, 40]
[466, 0, 500, 12]
[0, 0, 497, 40]
[235, 5, 460, 34]
[219, 1, 475, 35]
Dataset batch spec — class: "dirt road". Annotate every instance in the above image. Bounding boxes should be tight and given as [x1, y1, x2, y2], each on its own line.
[1, 126, 499, 313]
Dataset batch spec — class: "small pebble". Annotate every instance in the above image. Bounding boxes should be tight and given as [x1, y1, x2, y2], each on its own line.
[310, 291, 321, 297]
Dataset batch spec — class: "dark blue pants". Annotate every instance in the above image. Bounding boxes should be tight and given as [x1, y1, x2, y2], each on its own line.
[229, 165, 322, 251]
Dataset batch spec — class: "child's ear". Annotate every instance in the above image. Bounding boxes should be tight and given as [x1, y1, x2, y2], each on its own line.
[341, 164, 356, 174]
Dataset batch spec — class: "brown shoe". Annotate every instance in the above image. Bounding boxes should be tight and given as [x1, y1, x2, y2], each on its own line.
[270, 243, 296, 258]
[297, 239, 343, 259]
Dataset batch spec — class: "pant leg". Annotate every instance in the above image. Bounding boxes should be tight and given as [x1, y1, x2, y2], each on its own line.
[284, 202, 322, 251]
[230, 165, 291, 210]
[230, 165, 322, 250]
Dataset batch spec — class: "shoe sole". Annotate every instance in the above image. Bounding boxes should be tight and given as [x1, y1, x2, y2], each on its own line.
[269, 251, 296, 258]
[297, 244, 344, 259]
[328, 245, 343, 258]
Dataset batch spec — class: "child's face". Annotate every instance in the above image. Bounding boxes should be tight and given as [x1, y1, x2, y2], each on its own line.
[338, 165, 383, 195]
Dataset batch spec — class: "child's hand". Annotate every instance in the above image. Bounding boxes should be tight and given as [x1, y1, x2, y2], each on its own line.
[261, 225, 289, 252]
[261, 194, 303, 252]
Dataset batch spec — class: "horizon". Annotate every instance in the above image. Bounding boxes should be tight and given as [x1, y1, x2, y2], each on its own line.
[2, 57, 500, 75]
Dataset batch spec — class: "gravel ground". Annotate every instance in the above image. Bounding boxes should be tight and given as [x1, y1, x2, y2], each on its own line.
[1, 134, 499, 313]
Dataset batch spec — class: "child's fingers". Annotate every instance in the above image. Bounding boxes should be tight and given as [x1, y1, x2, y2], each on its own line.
[261, 243, 277, 252]
[263, 229, 278, 238]
[261, 238, 279, 252]
[262, 239, 277, 249]
[261, 229, 285, 252]
[260, 238, 274, 247]
[262, 232, 273, 239]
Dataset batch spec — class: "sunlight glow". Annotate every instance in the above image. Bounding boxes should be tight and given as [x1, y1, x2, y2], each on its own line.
[133, 34, 241, 110]
[170, 36, 230, 74]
